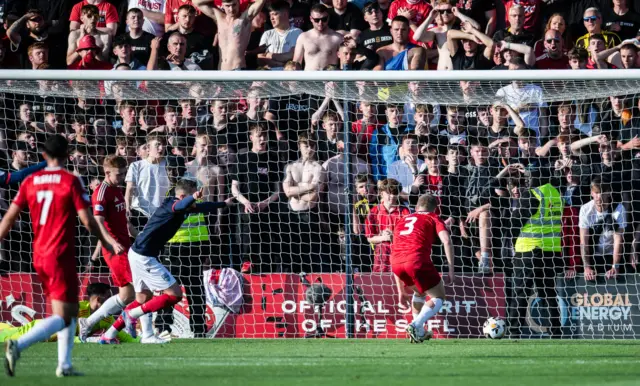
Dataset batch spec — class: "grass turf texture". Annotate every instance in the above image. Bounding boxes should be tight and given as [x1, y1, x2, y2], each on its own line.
[4, 339, 640, 385]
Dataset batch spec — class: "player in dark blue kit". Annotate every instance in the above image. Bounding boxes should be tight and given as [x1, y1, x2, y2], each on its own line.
[99, 179, 232, 343]
[0, 161, 47, 187]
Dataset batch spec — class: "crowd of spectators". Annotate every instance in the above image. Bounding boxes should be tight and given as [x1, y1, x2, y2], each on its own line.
[0, 0, 639, 285]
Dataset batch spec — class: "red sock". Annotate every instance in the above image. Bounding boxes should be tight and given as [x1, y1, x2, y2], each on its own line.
[140, 294, 180, 314]
[125, 300, 141, 311]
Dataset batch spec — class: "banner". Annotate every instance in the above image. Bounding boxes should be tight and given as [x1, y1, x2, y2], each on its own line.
[0, 273, 504, 338]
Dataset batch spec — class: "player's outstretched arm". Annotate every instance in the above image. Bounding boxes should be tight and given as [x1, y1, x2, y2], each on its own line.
[78, 208, 123, 255]
[0, 203, 22, 241]
[438, 230, 455, 284]
[1, 161, 46, 186]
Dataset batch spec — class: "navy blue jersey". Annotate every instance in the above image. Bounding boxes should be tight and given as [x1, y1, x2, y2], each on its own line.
[132, 195, 225, 257]
[0, 161, 47, 187]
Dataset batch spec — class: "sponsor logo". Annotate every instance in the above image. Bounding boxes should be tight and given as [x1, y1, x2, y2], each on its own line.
[95, 204, 104, 212]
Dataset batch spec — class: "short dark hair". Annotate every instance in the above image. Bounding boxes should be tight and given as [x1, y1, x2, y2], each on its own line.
[355, 173, 371, 184]
[568, 46, 588, 61]
[175, 178, 198, 194]
[86, 282, 111, 298]
[310, 3, 328, 15]
[416, 194, 438, 212]
[268, 1, 290, 13]
[510, 56, 527, 68]
[127, 8, 143, 18]
[178, 4, 197, 14]
[391, 16, 410, 27]
[113, 35, 130, 49]
[43, 134, 69, 160]
[401, 134, 419, 144]
[590, 33, 606, 43]
[115, 62, 130, 70]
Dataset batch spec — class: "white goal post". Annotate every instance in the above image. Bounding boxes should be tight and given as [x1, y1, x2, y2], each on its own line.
[0, 69, 638, 340]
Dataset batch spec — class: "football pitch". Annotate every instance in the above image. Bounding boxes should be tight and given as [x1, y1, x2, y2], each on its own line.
[4, 339, 640, 385]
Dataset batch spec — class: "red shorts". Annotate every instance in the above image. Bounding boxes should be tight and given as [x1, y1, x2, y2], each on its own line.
[33, 256, 79, 303]
[103, 249, 132, 287]
[392, 259, 441, 294]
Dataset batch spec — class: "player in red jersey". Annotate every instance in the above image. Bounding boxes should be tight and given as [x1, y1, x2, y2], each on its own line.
[391, 194, 455, 343]
[0, 135, 122, 377]
[78, 155, 150, 342]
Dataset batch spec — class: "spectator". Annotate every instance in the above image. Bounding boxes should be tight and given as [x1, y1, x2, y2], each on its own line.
[595, 38, 640, 68]
[352, 99, 379, 158]
[602, 0, 640, 40]
[365, 178, 410, 272]
[575, 7, 621, 50]
[257, 1, 303, 70]
[195, 0, 267, 70]
[493, 4, 536, 47]
[387, 134, 423, 194]
[127, 0, 166, 37]
[535, 29, 570, 69]
[501, 0, 542, 36]
[125, 133, 172, 228]
[315, 111, 342, 163]
[6, 9, 66, 69]
[67, 5, 112, 65]
[414, 5, 480, 71]
[386, 0, 431, 44]
[493, 36, 535, 68]
[69, 0, 119, 36]
[579, 179, 626, 281]
[568, 46, 589, 69]
[293, 4, 343, 70]
[447, 22, 494, 70]
[112, 34, 147, 70]
[455, 0, 497, 36]
[125, 8, 157, 65]
[352, 173, 375, 270]
[26, 42, 48, 69]
[147, 32, 202, 71]
[533, 13, 569, 58]
[359, 2, 392, 52]
[282, 133, 328, 272]
[496, 57, 549, 140]
[161, 5, 214, 70]
[370, 104, 413, 181]
[328, 0, 366, 38]
[165, 0, 211, 34]
[230, 123, 282, 273]
[117, 101, 145, 137]
[374, 16, 426, 70]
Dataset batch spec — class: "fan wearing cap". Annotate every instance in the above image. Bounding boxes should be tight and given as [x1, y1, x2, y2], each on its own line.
[67, 5, 112, 66]
[68, 34, 112, 70]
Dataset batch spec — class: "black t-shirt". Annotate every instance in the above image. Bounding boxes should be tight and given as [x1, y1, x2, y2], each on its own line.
[161, 29, 214, 70]
[230, 149, 283, 203]
[232, 114, 279, 152]
[492, 29, 536, 47]
[602, 8, 640, 40]
[455, 0, 496, 33]
[289, 0, 312, 31]
[358, 25, 393, 51]
[17, 31, 67, 69]
[451, 44, 493, 70]
[329, 4, 366, 32]
[128, 31, 156, 65]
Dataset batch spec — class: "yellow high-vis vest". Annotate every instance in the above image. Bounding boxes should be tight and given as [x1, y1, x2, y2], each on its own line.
[514, 184, 563, 253]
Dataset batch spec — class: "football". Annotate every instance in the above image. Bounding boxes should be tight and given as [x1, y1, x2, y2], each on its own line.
[483, 317, 506, 339]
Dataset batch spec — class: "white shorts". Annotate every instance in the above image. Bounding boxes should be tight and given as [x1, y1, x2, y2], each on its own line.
[128, 248, 176, 292]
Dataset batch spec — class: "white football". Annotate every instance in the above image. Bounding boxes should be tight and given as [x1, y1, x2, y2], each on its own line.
[483, 317, 506, 339]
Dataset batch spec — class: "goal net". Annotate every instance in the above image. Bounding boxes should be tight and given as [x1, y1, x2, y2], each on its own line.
[0, 70, 638, 340]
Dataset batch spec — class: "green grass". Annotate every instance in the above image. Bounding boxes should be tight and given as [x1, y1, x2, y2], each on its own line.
[4, 340, 640, 386]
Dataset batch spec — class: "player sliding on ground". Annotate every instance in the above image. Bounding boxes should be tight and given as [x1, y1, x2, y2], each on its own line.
[1, 135, 122, 377]
[0, 283, 146, 344]
[391, 194, 455, 343]
[78, 156, 158, 343]
[99, 178, 232, 343]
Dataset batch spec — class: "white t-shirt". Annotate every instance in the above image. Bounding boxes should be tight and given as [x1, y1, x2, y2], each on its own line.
[496, 83, 547, 136]
[128, 0, 166, 36]
[125, 159, 171, 217]
[259, 27, 302, 70]
[387, 159, 425, 194]
[578, 200, 626, 256]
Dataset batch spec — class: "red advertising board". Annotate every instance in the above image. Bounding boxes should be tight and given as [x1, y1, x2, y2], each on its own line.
[0, 273, 505, 338]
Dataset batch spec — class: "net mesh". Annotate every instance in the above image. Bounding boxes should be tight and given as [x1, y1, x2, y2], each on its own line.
[0, 75, 638, 340]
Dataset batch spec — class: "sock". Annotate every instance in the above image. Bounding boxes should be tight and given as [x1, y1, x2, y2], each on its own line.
[413, 298, 444, 330]
[104, 300, 144, 339]
[139, 313, 155, 339]
[411, 294, 425, 322]
[86, 295, 125, 327]
[130, 294, 180, 318]
[57, 318, 76, 370]
[481, 252, 490, 265]
[17, 315, 66, 352]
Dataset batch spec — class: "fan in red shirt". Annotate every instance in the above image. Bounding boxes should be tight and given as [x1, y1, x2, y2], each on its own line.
[365, 178, 410, 273]
[69, 0, 119, 33]
[535, 29, 570, 70]
[67, 35, 112, 70]
[0, 135, 119, 377]
[78, 155, 143, 342]
[391, 194, 454, 343]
